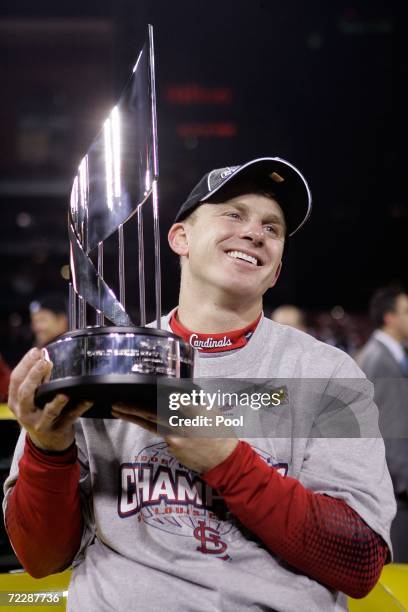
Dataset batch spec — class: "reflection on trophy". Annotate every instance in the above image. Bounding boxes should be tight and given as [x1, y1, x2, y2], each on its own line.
[35, 25, 194, 418]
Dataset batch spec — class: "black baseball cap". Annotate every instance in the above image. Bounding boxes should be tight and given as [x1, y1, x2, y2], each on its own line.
[175, 157, 312, 237]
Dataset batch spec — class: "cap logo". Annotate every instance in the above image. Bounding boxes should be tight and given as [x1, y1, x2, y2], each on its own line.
[270, 172, 285, 183]
[207, 166, 239, 192]
[220, 168, 234, 179]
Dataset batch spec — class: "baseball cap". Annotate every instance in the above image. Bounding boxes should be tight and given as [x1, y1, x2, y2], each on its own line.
[175, 157, 312, 237]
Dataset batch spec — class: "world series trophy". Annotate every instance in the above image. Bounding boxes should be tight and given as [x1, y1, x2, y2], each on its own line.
[35, 26, 194, 418]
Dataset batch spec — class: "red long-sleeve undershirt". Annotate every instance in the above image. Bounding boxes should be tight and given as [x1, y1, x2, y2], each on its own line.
[5, 437, 388, 596]
[202, 441, 388, 598]
[5, 436, 82, 579]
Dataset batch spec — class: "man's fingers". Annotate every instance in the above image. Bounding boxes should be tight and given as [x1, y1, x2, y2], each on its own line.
[36, 394, 70, 426]
[112, 410, 158, 434]
[165, 434, 183, 446]
[112, 405, 179, 436]
[14, 359, 52, 416]
[8, 348, 42, 403]
[112, 403, 170, 427]
[113, 403, 156, 420]
[112, 403, 156, 421]
[59, 400, 94, 426]
[43, 360, 54, 384]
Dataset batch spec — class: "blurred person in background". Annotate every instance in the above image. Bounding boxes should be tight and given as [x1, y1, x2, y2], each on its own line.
[313, 311, 355, 355]
[357, 285, 408, 562]
[270, 304, 307, 332]
[29, 294, 69, 348]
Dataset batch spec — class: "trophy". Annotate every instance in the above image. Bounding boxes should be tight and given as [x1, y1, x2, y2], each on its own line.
[35, 26, 194, 418]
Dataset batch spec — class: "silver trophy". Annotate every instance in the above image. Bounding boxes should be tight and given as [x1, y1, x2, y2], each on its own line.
[35, 26, 194, 418]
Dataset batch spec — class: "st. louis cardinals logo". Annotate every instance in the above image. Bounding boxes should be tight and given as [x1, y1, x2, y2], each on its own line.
[193, 520, 230, 560]
[118, 441, 288, 561]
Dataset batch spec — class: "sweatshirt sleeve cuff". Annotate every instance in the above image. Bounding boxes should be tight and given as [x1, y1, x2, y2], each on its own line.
[26, 434, 78, 465]
[201, 440, 256, 489]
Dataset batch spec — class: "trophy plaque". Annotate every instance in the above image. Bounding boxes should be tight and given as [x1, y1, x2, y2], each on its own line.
[35, 26, 194, 418]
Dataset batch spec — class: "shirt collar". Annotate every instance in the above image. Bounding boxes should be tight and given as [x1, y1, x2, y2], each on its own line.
[169, 309, 262, 353]
[373, 329, 406, 364]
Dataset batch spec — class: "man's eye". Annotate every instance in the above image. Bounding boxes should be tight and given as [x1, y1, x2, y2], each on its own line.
[264, 225, 278, 234]
[226, 212, 241, 220]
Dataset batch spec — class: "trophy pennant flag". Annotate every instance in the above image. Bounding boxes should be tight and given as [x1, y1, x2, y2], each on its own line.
[35, 25, 194, 418]
[69, 25, 158, 327]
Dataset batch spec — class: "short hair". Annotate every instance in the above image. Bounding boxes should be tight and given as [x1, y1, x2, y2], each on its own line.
[29, 293, 67, 316]
[369, 285, 406, 329]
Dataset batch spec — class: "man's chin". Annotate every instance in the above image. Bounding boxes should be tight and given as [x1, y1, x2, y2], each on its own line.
[37, 336, 51, 347]
[218, 279, 263, 301]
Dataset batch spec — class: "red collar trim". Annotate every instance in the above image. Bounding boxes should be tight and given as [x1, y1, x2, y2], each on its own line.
[169, 310, 262, 353]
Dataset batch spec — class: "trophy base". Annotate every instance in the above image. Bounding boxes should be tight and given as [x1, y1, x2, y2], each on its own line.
[35, 326, 195, 418]
[36, 375, 162, 419]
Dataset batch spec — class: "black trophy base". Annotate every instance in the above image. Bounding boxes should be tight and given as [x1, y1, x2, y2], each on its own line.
[35, 375, 162, 419]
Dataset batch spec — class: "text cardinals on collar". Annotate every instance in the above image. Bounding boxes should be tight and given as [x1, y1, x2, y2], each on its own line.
[189, 334, 232, 350]
[169, 311, 262, 353]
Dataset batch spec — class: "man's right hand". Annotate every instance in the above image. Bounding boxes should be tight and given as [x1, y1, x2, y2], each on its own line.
[8, 348, 92, 452]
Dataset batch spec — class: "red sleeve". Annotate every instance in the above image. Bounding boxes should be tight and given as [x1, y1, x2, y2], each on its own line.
[5, 435, 82, 578]
[202, 440, 388, 598]
[0, 356, 11, 401]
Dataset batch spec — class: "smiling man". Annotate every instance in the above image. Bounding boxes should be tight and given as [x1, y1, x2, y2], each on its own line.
[4, 158, 397, 612]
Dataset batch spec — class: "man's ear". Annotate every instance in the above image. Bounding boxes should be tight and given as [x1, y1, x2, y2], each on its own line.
[269, 260, 282, 289]
[168, 223, 189, 257]
[383, 311, 395, 328]
[58, 314, 69, 333]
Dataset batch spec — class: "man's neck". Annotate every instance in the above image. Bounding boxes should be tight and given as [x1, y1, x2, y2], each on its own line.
[177, 278, 262, 333]
[380, 326, 403, 344]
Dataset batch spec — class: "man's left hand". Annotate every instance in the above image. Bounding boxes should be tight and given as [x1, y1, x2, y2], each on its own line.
[111, 404, 238, 473]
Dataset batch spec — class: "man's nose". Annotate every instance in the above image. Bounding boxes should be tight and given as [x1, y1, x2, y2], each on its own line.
[239, 226, 265, 246]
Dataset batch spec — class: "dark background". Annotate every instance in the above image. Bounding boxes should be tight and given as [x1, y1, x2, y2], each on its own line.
[0, 0, 406, 365]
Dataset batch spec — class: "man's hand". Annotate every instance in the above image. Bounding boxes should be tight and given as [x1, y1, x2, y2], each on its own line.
[8, 348, 92, 452]
[111, 403, 238, 473]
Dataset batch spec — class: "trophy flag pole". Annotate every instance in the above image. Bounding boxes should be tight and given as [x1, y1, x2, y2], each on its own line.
[69, 282, 77, 330]
[137, 205, 146, 326]
[118, 224, 126, 307]
[148, 25, 162, 329]
[152, 180, 162, 329]
[97, 242, 104, 325]
[78, 295, 86, 328]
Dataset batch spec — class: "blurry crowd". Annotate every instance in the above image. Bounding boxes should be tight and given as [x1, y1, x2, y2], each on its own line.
[271, 303, 372, 356]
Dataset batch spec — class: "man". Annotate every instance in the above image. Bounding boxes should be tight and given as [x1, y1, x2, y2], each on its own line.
[357, 286, 408, 562]
[4, 158, 396, 611]
[270, 304, 307, 332]
[29, 293, 69, 348]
